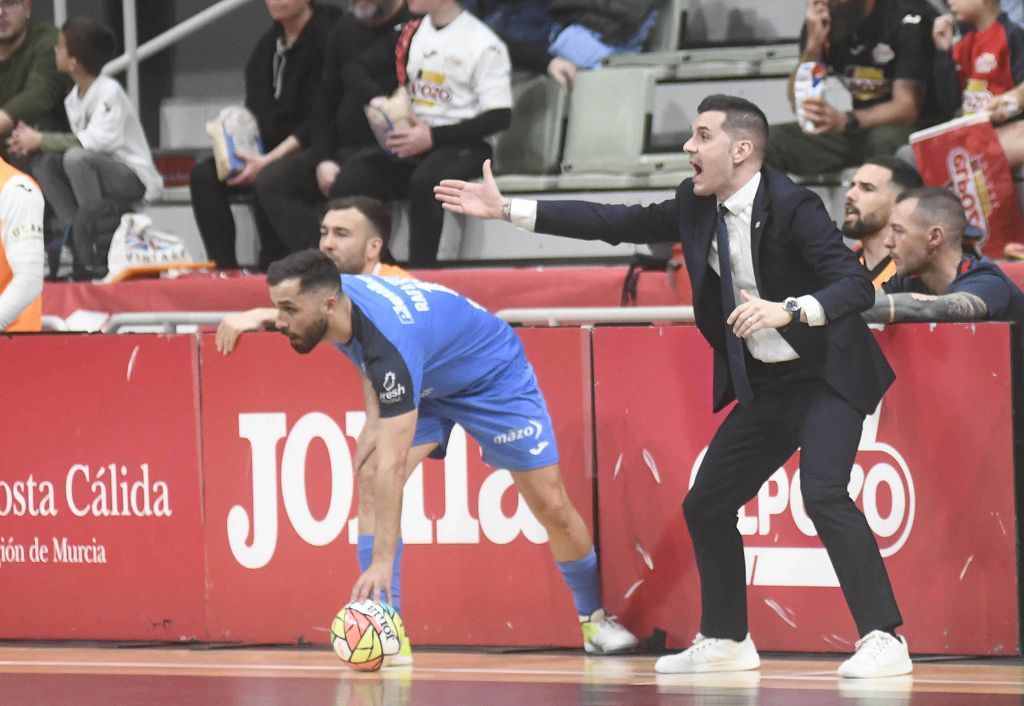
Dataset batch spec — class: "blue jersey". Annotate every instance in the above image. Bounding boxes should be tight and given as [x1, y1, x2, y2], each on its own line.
[335, 275, 526, 418]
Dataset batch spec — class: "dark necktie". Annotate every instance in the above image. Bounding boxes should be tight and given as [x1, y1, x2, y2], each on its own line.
[716, 205, 754, 406]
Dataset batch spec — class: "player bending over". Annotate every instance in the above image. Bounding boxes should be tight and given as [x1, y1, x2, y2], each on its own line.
[266, 249, 638, 654]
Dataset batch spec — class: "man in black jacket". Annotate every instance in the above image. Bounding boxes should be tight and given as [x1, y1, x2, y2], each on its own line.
[189, 0, 339, 269]
[435, 94, 911, 679]
[253, 0, 409, 265]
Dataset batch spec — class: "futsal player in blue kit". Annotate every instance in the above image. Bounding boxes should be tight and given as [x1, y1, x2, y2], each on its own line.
[266, 249, 639, 656]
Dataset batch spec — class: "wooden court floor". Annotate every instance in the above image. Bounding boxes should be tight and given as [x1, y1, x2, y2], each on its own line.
[1, 644, 1022, 705]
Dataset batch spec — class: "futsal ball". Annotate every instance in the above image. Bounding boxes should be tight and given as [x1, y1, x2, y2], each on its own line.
[330, 600, 404, 671]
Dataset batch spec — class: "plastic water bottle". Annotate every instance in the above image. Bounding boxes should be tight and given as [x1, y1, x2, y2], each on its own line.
[794, 62, 828, 133]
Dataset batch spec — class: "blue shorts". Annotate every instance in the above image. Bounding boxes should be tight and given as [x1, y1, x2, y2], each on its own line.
[412, 357, 560, 471]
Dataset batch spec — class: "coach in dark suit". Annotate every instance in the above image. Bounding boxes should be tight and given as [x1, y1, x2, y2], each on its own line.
[435, 94, 911, 679]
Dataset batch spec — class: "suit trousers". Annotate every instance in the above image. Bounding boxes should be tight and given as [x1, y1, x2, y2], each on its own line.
[682, 362, 903, 641]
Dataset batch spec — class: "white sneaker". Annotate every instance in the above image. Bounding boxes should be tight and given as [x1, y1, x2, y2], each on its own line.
[580, 609, 639, 654]
[655, 633, 760, 674]
[837, 630, 912, 678]
[383, 634, 413, 667]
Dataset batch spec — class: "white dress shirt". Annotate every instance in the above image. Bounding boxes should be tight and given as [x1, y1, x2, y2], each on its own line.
[506, 174, 827, 364]
[712, 172, 824, 363]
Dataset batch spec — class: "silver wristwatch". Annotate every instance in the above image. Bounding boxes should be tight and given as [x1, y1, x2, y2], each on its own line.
[783, 296, 802, 323]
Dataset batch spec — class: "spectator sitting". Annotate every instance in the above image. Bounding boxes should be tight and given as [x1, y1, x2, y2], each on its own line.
[843, 155, 922, 288]
[7, 18, 162, 252]
[463, 0, 577, 84]
[254, 0, 410, 264]
[216, 195, 410, 354]
[931, 0, 1024, 168]
[189, 0, 339, 271]
[0, 0, 70, 161]
[863, 186, 1024, 323]
[766, 0, 940, 177]
[0, 155, 43, 331]
[328, 0, 512, 267]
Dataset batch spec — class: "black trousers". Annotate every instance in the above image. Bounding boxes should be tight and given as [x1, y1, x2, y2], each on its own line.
[328, 142, 492, 267]
[189, 156, 275, 269]
[683, 362, 902, 641]
[253, 147, 330, 266]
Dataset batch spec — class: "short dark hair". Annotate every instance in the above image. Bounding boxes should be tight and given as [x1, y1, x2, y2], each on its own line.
[266, 249, 344, 293]
[62, 18, 118, 76]
[322, 196, 392, 246]
[896, 186, 967, 247]
[862, 155, 923, 195]
[696, 94, 770, 153]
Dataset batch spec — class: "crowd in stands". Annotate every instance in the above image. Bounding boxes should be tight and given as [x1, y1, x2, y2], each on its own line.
[5, 0, 1024, 332]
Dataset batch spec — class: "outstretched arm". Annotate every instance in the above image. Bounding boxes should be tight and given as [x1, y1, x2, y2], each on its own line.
[435, 159, 680, 245]
[862, 290, 989, 323]
[434, 158, 506, 220]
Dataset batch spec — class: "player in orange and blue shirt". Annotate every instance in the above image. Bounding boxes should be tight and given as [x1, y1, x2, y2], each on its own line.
[843, 156, 922, 290]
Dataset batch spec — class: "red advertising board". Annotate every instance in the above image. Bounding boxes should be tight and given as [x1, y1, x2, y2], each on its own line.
[0, 335, 207, 641]
[592, 324, 1018, 655]
[199, 327, 594, 646]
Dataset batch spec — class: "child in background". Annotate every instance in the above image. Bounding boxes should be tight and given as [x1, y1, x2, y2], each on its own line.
[7, 17, 162, 238]
[932, 0, 1024, 164]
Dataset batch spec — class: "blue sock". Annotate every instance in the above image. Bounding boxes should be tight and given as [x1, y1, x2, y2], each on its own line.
[357, 534, 374, 572]
[356, 534, 403, 615]
[556, 549, 602, 617]
[391, 539, 402, 615]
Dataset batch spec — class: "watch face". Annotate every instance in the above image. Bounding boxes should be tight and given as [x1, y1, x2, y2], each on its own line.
[785, 298, 800, 312]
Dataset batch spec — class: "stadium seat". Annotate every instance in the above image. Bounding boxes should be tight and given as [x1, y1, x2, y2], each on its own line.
[492, 74, 569, 176]
[645, 0, 687, 53]
[562, 46, 798, 176]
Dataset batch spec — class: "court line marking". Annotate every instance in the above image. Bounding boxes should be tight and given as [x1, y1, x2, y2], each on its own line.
[0, 660, 1021, 688]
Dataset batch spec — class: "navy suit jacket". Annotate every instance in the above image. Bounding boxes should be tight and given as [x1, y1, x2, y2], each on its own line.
[536, 165, 895, 414]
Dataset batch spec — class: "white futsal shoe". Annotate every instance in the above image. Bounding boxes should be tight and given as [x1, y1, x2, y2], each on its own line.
[837, 630, 912, 678]
[384, 634, 413, 667]
[655, 633, 760, 674]
[580, 609, 639, 654]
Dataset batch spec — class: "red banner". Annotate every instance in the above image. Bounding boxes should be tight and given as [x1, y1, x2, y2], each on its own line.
[592, 324, 1018, 655]
[0, 335, 207, 641]
[41, 266, 688, 325]
[911, 114, 1024, 257]
[199, 328, 595, 646]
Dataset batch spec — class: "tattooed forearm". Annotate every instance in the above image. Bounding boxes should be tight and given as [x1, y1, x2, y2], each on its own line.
[862, 291, 989, 323]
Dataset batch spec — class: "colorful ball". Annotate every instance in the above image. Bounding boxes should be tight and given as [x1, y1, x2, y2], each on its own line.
[330, 600, 404, 671]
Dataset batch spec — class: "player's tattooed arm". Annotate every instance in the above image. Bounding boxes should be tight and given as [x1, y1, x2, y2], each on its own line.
[862, 290, 989, 323]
